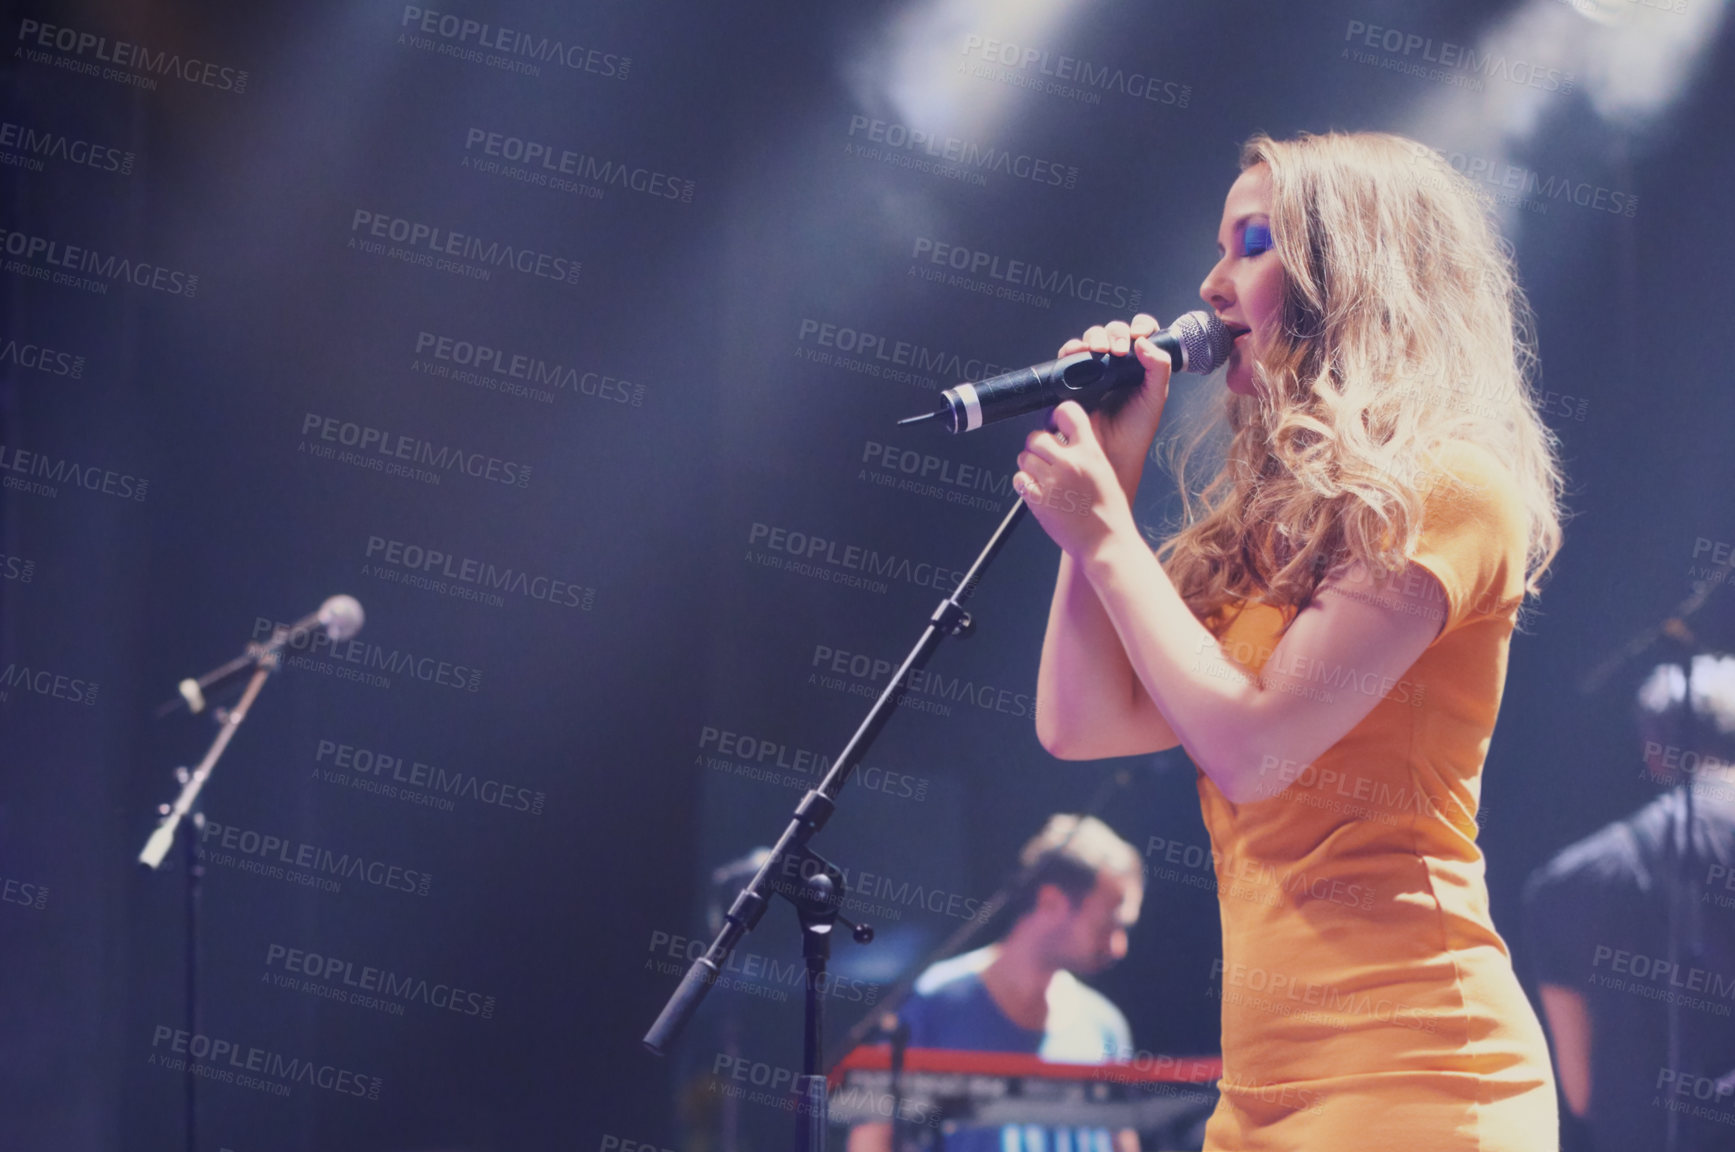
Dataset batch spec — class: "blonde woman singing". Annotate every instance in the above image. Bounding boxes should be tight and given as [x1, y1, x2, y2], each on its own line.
[1013, 131, 1565, 1151]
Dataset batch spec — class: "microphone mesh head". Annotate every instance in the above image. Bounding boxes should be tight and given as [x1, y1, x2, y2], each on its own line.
[1172, 310, 1235, 374]
[319, 595, 366, 642]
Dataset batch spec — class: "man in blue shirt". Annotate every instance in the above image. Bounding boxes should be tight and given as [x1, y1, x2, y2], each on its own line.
[848, 814, 1144, 1152]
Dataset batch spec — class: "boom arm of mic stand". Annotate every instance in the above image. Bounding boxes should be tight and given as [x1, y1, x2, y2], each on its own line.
[152, 648, 258, 717]
[643, 499, 1029, 1056]
[140, 655, 277, 869]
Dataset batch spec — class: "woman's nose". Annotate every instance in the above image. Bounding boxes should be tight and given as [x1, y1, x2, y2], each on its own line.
[1199, 260, 1233, 311]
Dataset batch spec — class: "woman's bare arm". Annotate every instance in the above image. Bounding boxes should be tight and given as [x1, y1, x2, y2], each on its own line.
[1074, 528, 1442, 802]
[1036, 549, 1180, 759]
[1033, 318, 1181, 759]
[1020, 401, 1445, 802]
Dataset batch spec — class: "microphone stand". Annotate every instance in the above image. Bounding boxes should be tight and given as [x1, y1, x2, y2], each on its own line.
[1580, 573, 1727, 1152]
[1665, 640, 1710, 1152]
[644, 498, 1031, 1152]
[138, 644, 281, 1152]
[886, 1016, 909, 1152]
[140, 653, 276, 870]
[705, 860, 762, 1152]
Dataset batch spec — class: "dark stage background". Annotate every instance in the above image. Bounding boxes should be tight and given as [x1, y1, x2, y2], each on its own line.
[3, 0, 1733, 1149]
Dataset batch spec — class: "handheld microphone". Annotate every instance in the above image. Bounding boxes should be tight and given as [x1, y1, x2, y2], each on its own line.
[900, 310, 1234, 434]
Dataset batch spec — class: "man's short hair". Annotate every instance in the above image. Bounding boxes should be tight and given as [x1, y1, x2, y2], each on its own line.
[1007, 814, 1141, 920]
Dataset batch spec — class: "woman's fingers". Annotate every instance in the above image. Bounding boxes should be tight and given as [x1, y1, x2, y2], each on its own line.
[1102, 320, 1132, 355]
[1021, 429, 1062, 468]
[1050, 401, 1092, 444]
[1060, 317, 1162, 359]
[1133, 332, 1172, 370]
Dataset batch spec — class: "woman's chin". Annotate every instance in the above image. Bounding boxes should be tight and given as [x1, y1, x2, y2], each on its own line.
[1225, 368, 1259, 397]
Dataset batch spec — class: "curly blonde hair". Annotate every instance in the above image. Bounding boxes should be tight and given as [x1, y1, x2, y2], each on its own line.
[1159, 130, 1565, 624]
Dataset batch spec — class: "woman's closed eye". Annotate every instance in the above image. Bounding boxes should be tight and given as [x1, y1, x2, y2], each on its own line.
[1241, 222, 1273, 258]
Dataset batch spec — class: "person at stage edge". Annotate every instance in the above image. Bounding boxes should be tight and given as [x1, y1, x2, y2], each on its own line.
[1014, 130, 1566, 1151]
[1523, 654, 1735, 1152]
[847, 814, 1144, 1152]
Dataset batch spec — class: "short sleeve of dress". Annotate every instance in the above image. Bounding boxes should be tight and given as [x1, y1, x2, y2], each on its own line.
[1405, 442, 1530, 637]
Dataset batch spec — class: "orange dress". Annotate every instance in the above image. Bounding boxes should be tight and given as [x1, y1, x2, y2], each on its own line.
[1192, 442, 1558, 1151]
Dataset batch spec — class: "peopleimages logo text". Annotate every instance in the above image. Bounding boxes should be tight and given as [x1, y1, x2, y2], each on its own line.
[300, 412, 532, 488]
[0, 444, 147, 501]
[349, 210, 580, 285]
[0, 121, 134, 174]
[399, 6, 629, 78]
[251, 614, 483, 693]
[1343, 21, 1574, 93]
[845, 116, 1078, 189]
[16, 19, 250, 92]
[365, 536, 593, 610]
[265, 943, 496, 1018]
[0, 337, 85, 377]
[748, 521, 971, 595]
[910, 237, 1142, 309]
[463, 129, 692, 200]
[148, 1026, 381, 1099]
[414, 330, 643, 405]
[199, 819, 433, 896]
[958, 35, 1191, 107]
[0, 227, 197, 296]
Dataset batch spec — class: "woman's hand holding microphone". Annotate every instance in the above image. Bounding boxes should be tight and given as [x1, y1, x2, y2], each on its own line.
[1015, 314, 1173, 560]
